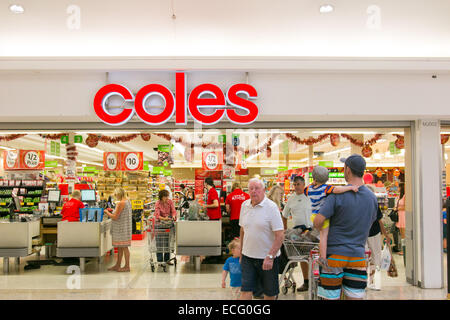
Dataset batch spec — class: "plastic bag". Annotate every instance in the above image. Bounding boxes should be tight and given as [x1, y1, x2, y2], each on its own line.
[380, 244, 392, 271]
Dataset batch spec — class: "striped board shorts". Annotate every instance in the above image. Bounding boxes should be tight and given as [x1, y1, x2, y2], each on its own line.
[317, 254, 367, 300]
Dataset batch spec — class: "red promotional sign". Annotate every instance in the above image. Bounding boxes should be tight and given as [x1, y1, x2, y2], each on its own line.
[103, 152, 120, 171]
[3, 150, 19, 170]
[94, 72, 259, 126]
[120, 152, 143, 171]
[103, 152, 143, 171]
[202, 152, 223, 171]
[3, 150, 45, 170]
[21, 150, 45, 169]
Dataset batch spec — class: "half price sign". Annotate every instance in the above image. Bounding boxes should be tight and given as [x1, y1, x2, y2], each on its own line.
[3, 150, 45, 170]
[202, 151, 223, 171]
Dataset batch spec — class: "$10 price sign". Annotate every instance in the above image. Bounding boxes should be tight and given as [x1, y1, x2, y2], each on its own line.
[103, 152, 143, 171]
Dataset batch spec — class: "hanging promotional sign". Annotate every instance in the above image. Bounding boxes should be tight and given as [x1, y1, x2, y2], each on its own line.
[103, 152, 143, 171]
[94, 72, 259, 126]
[121, 152, 144, 171]
[104, 152, 120, 171]
[3, 150, 45, 170]
[202, 151, 223, 171]
[3, 150, 19, 170]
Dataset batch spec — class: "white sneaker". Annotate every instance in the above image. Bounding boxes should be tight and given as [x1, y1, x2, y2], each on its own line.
[367, 284, 380, 291]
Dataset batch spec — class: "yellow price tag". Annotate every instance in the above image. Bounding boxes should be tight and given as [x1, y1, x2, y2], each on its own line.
[136, 222, 141, 231]
[0, 202, 6, 206]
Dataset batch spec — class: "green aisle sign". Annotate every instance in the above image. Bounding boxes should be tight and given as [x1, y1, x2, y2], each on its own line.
[83, 166, 96, 172]
[45, 161, 58, 168]
[144, 161, 149, 171]
[319, 161, 333, 168]
[61, 135, 69, 144]
[218, 135, 226, 143]
[389, 142, 401, 155]
[74, 135, 83, 143]
[158, 145, 172, 152]
[277, 166, 288, 172]
[152, 167, 164, 174]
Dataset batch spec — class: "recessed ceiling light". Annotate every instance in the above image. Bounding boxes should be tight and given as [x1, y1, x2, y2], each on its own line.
[319, 4, 334, 13]
[9, 4, 25, 14]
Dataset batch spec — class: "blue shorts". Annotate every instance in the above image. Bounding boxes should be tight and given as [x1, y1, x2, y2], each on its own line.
[240, 255, 280, 297]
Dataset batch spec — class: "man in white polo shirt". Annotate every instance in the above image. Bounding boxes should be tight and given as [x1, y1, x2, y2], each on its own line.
[282, 175, 313, 293]
[239, 178, 285, 300]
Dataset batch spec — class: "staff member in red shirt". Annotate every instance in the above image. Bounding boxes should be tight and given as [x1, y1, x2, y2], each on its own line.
[61, 190, 85, 222]
[226, 182, 250, 238]
[203, 177, 222, 220]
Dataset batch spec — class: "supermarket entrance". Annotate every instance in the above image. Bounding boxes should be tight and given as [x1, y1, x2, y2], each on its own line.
[0, 121, 415, 291]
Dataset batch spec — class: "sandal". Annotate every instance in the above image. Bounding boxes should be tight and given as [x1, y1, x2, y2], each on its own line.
[108, 266, 119, 271]
[117, 267, 130, 272]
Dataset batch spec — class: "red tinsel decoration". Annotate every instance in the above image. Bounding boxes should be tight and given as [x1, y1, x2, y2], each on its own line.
[0, 134, 26, 142]
[66, 144, 78, 161]
[99, 134, 139, 144]
[392, 134, 405, 149]
[330, 134, 340, 147]
[341, 133, 384, 147]
[285, 133, 331, 146]
[141, 133, 151, 142]
[441, 134, 450, 145]
[86, 134, 99, 148]
[38, 133, 66, 140]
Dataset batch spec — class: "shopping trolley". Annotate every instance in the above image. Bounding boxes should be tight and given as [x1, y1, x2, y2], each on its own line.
[279, 239, 318, 295]
[308, 249, 372, 300]
[147, 217, 176, 272]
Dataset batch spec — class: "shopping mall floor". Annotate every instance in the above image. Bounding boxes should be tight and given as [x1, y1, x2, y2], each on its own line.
[0, 239, 447, 300]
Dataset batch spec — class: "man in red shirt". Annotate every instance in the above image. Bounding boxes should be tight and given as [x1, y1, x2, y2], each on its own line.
[203, 177, 222, 220]
[226, 182, 250, 238]
[61, 190, 85, 222]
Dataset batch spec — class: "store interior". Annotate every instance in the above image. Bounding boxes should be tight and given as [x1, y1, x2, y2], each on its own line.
[0, 126, 422, 295]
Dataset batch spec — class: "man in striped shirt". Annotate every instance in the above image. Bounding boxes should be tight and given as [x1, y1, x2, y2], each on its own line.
[306, 166, 358, 266]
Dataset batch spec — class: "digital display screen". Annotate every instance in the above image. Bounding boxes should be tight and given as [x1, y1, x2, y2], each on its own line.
[47, 190, 61, 202]
[81, 189, 96, 202]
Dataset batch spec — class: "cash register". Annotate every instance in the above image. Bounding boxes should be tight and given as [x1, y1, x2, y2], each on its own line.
[79, 189, 103, 222]
[42, 190, 62, 226]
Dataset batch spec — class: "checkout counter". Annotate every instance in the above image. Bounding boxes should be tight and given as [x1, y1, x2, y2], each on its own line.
[57, 219, 112, 272]
[175, 220, 222, 271]
[1, 189, 113, 274]
[0, 217, 40, 273]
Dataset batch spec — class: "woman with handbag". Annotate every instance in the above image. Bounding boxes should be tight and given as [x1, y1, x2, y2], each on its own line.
[396, 184, 406, 256]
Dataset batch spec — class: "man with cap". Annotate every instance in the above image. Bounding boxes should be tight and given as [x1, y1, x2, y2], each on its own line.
[313, 154, 378, 300]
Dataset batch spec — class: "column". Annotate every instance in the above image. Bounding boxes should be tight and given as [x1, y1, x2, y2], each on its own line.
[415, 119, 444, 288]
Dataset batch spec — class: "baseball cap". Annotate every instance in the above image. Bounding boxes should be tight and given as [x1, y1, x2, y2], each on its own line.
[340, 154, 366, 175]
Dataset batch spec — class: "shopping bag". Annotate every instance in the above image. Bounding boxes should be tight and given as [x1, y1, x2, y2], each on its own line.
[380, 244, 391, 271]
[388, 258, 398, 278]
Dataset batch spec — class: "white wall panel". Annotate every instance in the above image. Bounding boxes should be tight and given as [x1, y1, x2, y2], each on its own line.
[1, 71, 450, 123]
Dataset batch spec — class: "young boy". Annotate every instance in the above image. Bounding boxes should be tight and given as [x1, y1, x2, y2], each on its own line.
[306, 166, 359, 269]
[222, 239, 242, 300]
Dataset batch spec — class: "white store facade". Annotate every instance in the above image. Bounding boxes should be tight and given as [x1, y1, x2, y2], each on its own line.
[1, 0, 450, 291]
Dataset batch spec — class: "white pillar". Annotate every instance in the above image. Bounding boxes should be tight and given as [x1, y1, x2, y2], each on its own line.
[416, 119, 444, 288]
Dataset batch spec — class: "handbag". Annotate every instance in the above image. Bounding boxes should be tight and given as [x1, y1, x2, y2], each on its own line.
[388, 198, 400, 223]
[388, 209, 399, 223]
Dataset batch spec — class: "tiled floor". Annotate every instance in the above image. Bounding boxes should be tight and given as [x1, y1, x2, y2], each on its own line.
[0, 239, 447, 300]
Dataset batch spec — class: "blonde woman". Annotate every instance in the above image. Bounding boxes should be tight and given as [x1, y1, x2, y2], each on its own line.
[268, 185, 284, 213]
[105, 187, 132, 272]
